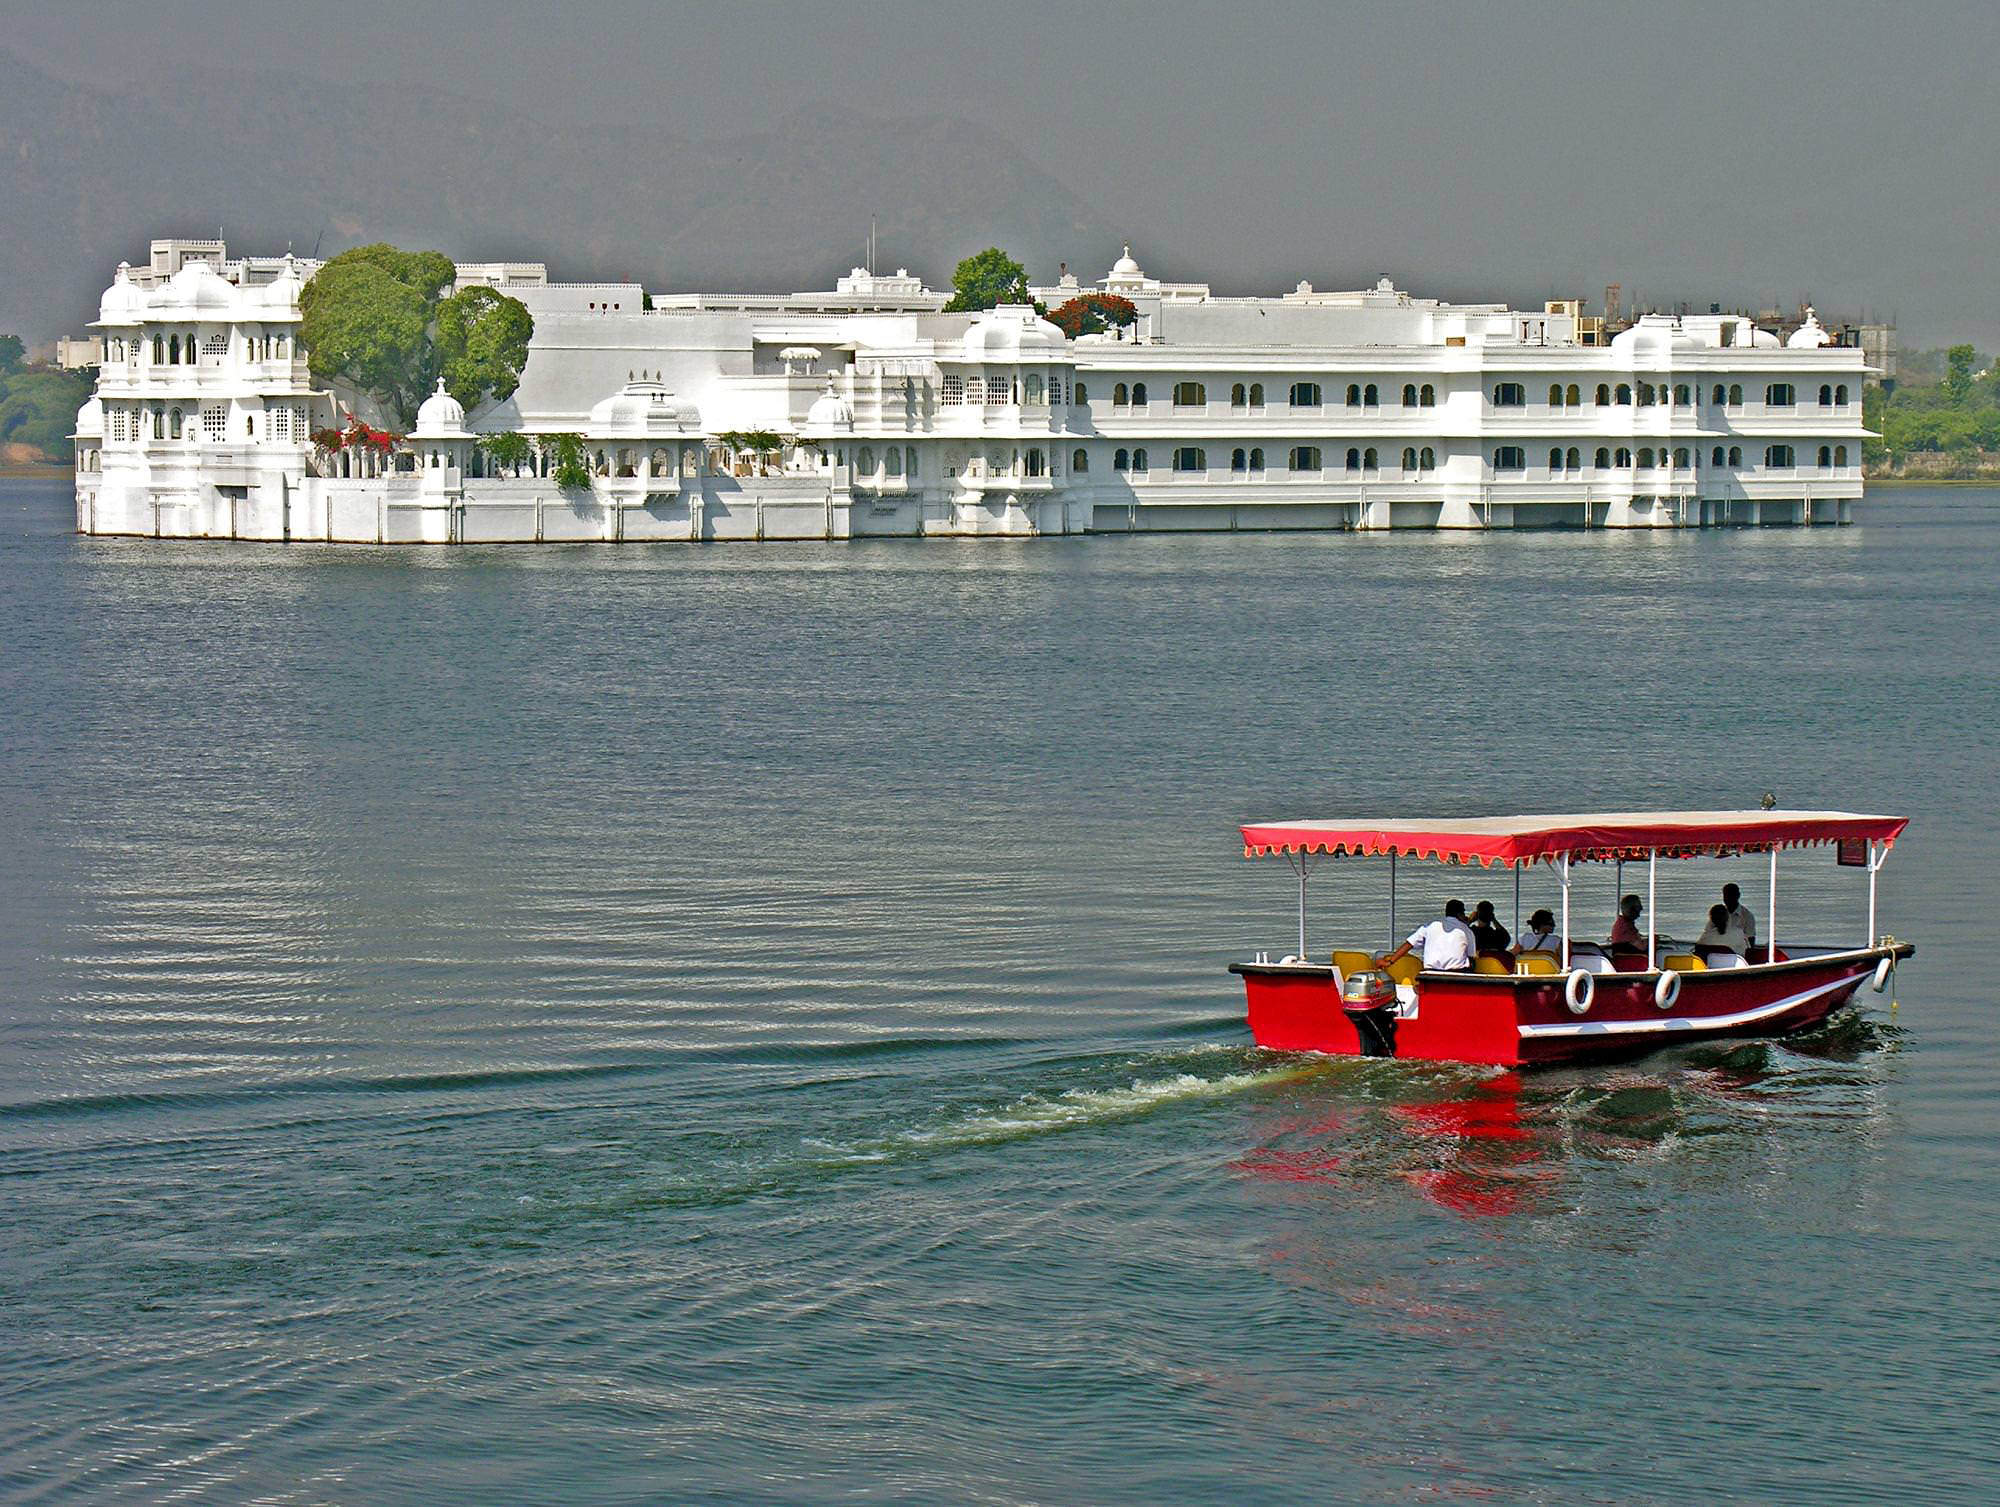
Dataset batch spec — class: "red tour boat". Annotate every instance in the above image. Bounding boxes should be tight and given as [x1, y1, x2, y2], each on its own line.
[1229, 810, 1913, 1067]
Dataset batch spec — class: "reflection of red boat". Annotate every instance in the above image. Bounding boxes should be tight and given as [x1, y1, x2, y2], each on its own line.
[1229, 810, 1914, 1067]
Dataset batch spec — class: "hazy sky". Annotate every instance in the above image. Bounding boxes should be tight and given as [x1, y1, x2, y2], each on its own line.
[8, 0, 1997, 343]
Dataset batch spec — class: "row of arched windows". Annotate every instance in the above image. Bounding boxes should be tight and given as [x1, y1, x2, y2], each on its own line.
[1102, 380, 1440, 409]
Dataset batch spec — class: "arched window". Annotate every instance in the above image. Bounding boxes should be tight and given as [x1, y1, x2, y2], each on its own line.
[1493, 446, 1526, 471]
[1673, 447, 1690, 468]
[149, 334, 162, 363]
[1712, 447, 1726, 466]
[1564, 447, 1579, 470]
[1345, 447, 1361, 472]
[1027, 449, 1046, 477]
[854, 447, 876, 475]
[1595, 383, 1610, 406]
[1712, 383, 1727, 406]
[1345, 383, 1361, 407]
[1074, 383, 1088, 404]
[1615, 447, 1632, 467]
[595, 449, 610, 476]
[1729, 446, 1743, 466]
[1231, 447, 1247, 472]
[1173, 381, 1206, 407]
[1637, 383, 1654, 406]
[1249, 382, 1264, 406]
[1637, 447, 1655, 468]
[1290, 446, 1321, 471]
[1131, 382, 1148, 405]
[1766, 383, 1795, 406]
[1405, 384, 1421, 407]
[1615, 384, 1632, 405]
[617, 447, 637, 477]
[650, 447, 671, 477]
[1728, 384, 1742, 406]
[1072, 448, 1089, 473]
[169, 408, 183, 439]
[1231, 383, 1247, 408]
[1564, 384, 1579, 407]
[1403, 447, 1419, 472]
[1173, 447, 1205, 472]
[1420, 447, 1435, 470]
[1548, 447, 1564, 471]
[1290, 381, 1322, 407]
[1421, 384, 1436, 406]
[1675, 384, 1691, 406]
[1113, 382, 1129, 406]
[168, 334, 180, 364]
[1114, 448, 1130, 471]
[1594, 446, 1610, 469]
[1131, 447, 1148, 471]
[1362, 446, 1378, 470]
[885, 446, 902, 476]
[1363, 383, 1379, 405]
[1249, 447, 1264, 470]
[1836, 385, 1849, 405]
[1835, 445, 1848, 466]
[1817, 444, 1832, 467]
[1548, 384, 1563, 407]
[905, 447, 918, 478]
[1766, 444, 1795, 468]
[1818, 384, 1833, 407]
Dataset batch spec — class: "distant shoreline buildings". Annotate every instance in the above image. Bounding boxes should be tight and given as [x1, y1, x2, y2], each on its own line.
[74, 238, 1875, 541]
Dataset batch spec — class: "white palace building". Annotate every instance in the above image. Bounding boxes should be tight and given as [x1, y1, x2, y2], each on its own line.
[73, 238, 1871, 543]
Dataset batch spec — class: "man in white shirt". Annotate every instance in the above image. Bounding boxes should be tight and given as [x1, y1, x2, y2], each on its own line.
[1721, 883, 1757, 955]
[1376, 899, 1476, 973]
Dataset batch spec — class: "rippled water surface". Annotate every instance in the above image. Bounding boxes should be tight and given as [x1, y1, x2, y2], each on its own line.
[3, 481, 1996, 1503]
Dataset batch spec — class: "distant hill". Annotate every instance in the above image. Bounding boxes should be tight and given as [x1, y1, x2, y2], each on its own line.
[0, 50, 1121, 339]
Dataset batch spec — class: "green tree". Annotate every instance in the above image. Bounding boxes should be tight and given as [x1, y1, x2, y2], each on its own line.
[299, 244, 532, 427]
[436, 286, 534, 411]
[943, 248, 1031, 312]
[0, 366, 92, 462]
[478, 431, 535, 475]
[0, 334, 24, 373]
[540, 432, 591, 490]
[1942, 343, 1976, 402]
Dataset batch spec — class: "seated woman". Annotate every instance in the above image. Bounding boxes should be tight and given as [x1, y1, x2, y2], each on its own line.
[1512, 907, 1559, 958]
[1694, 903, 1739, 962]
[1469, 900, 1511, 958]
[1605, 893, 1647, 965]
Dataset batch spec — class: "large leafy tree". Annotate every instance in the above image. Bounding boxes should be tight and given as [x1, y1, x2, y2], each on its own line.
[0, 333, 24, 373]
[436, 286, 534, 411]
[1048, 293, 1138, 339]
[300, 244, 533, 427]
[943, 248, 1031, 312]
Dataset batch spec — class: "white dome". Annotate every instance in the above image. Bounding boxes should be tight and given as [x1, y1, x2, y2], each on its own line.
[1787, 308, 1831, 349]
[159, 258, 238, 314]
[97, 263, 148, 326]
[412, 379, 469, 438]
[1111, 244, 1141, 276]
[962, 304, 1068, 357]
[587, 380, 690, 437]
[804, 377, 852, 432]
[73, 396, 104, 438]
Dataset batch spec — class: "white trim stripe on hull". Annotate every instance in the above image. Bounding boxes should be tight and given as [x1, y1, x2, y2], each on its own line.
[1518, 971, 1862, 1040]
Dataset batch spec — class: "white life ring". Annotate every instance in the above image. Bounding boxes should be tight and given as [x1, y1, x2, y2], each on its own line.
[1871, 956, 1894, 993]
[1564, 968, 1595, 1015]
[1654, 969, 1682, 1010]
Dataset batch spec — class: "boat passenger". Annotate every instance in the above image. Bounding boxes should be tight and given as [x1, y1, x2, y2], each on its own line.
[1513, 908, 1558, 956]
[1721, 883, 1757, 955]
[1376, 899, 1476, 973]
[1470, 900, 1511, 957]
[1605, 894, 1646, 959]
[1694, 903, 1738, 962]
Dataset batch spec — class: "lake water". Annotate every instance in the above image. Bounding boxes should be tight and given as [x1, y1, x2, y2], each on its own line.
[2, 480, 1996, 1504]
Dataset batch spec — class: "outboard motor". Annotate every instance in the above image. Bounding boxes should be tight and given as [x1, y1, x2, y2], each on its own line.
[1341, 969, 1400, 1057]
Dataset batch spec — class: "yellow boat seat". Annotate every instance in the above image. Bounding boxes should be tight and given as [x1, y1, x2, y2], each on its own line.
[1331, 949, 1376, 978]
[1472, 955, 1512, 975]
[1516, 950, 1561, 975]
[1661, 953, 1706, 972]
[1383, 954, 1423, 986]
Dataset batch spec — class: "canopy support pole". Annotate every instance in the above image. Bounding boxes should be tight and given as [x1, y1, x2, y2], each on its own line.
[1646, 849, 1657, 969]
[1389, 851, 1397, 951]
[1768, 847, 1779, 965]
[1868, 840, 1885, 945]
[1513, 865, 1521, 938]
[1559, 855, 1572, 969]
[1288, 851, 1315, 960]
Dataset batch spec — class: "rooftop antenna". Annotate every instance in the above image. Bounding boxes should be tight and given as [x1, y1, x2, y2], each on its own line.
[869, 215, 877, 275]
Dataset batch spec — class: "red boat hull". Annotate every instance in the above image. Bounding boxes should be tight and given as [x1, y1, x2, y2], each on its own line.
[1230, 945, 1912, 1067]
